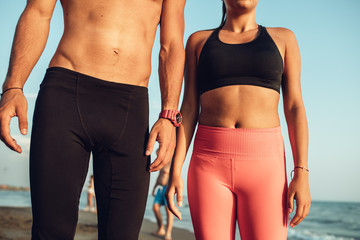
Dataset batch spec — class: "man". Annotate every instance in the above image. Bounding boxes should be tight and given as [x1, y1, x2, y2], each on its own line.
[0, 0, 185, 239]
[152, 161, 173, 240]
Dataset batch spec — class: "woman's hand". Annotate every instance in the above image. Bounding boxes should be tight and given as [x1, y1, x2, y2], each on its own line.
[288, 171, 311, 227]
[165, 174, 183, 220]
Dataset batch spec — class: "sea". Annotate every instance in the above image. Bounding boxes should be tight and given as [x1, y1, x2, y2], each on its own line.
[0, 190, 359, 240]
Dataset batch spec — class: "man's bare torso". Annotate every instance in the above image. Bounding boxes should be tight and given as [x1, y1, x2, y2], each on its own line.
[50, 0, 163, 86]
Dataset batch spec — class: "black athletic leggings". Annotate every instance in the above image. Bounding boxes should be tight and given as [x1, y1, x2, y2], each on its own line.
[30, 67, 150, 240]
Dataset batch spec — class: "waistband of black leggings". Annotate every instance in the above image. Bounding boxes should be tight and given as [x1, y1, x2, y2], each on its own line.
[45, 66, 148, 94]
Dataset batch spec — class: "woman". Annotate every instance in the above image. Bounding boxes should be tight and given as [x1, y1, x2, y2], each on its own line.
[166, 0, 311, 239]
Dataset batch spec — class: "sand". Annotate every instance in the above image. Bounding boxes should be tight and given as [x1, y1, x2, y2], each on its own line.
[0, 207, 195, 240]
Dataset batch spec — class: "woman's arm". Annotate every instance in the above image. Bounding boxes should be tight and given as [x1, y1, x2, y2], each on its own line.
[165, 32, 202, 220]
[281, 28, 311, 228]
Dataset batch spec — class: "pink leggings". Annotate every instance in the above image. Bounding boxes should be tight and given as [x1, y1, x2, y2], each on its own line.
[187, 125, 288, 240]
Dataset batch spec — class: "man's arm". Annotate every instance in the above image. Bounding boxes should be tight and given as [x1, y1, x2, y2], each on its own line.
[0, 0, 57, 152]
[146, 0, 186, 172]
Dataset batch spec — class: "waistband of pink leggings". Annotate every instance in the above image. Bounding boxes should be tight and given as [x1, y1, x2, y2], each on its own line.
[193, 124, 283, 159]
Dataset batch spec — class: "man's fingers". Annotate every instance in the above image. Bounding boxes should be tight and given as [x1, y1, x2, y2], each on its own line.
[1, 117, 21, 153]
[0, 93, 27, 152]
[145, 130, 157, 156]
[149, 148, 165, 171]
[149, 136, 174, 171]
[149, 161, 166, 172]
[149, 142, 168, 171]
[147, 118, 176, 169]
[1, 132, 21, 153]
[17, 110, 28, 135]
[5, 138, 22, 153]
[149, 159, 161, 171]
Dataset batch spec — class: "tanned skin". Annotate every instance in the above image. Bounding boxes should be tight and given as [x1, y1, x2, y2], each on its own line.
[0, 0, 186, 172]
[166, 0, 310, 229]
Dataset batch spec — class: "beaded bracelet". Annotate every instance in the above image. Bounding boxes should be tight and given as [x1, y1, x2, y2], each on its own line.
[0, 87, 23, 97]
[290, 166, 309, 180]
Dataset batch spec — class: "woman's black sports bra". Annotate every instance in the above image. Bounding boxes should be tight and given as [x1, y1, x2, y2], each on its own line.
[197, 25, 284, 95]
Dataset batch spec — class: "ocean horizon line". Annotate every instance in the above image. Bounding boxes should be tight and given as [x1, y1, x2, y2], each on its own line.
[1, 187, 359, 205]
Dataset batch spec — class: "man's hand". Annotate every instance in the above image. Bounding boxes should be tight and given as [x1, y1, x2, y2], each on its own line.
[0, 90, 28, 153]
[146, 118, 176, 172]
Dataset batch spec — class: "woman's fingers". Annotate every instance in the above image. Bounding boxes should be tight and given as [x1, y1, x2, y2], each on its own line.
[288, 191, 295, 213]
[165, 181, 183, 220]
[290, 200, 303, 227]
[166, 191, 182, 220]
[176, 189, 183, 207]
[290, 199, 310, 227]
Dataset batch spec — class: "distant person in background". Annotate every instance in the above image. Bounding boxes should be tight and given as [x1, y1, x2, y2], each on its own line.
[166, 0, 311, 239]
[84, 175, 96, 213]
[152, 161, 173, 240]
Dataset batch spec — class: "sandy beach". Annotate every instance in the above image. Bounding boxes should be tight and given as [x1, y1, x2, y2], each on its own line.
[0, 207, 195, 240]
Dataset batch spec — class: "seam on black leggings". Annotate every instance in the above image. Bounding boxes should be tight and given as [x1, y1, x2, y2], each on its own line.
[75, 75, 94, 148]
[65, 152, 90, 237]
[108, 152, 114, 237]
[106, 90, 132, 151]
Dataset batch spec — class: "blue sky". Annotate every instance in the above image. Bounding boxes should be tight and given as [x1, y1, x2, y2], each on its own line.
[0, 0, 359, 202]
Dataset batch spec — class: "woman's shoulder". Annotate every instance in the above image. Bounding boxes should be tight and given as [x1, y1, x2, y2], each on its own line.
[186, 29, 215, 50]
[189, 29, 215, 40]
[265, 26, 297, 43]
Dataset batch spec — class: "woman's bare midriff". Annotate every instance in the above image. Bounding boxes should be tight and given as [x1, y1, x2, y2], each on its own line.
[198, 85, 281, 129]
[50, 0, 164, 86]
